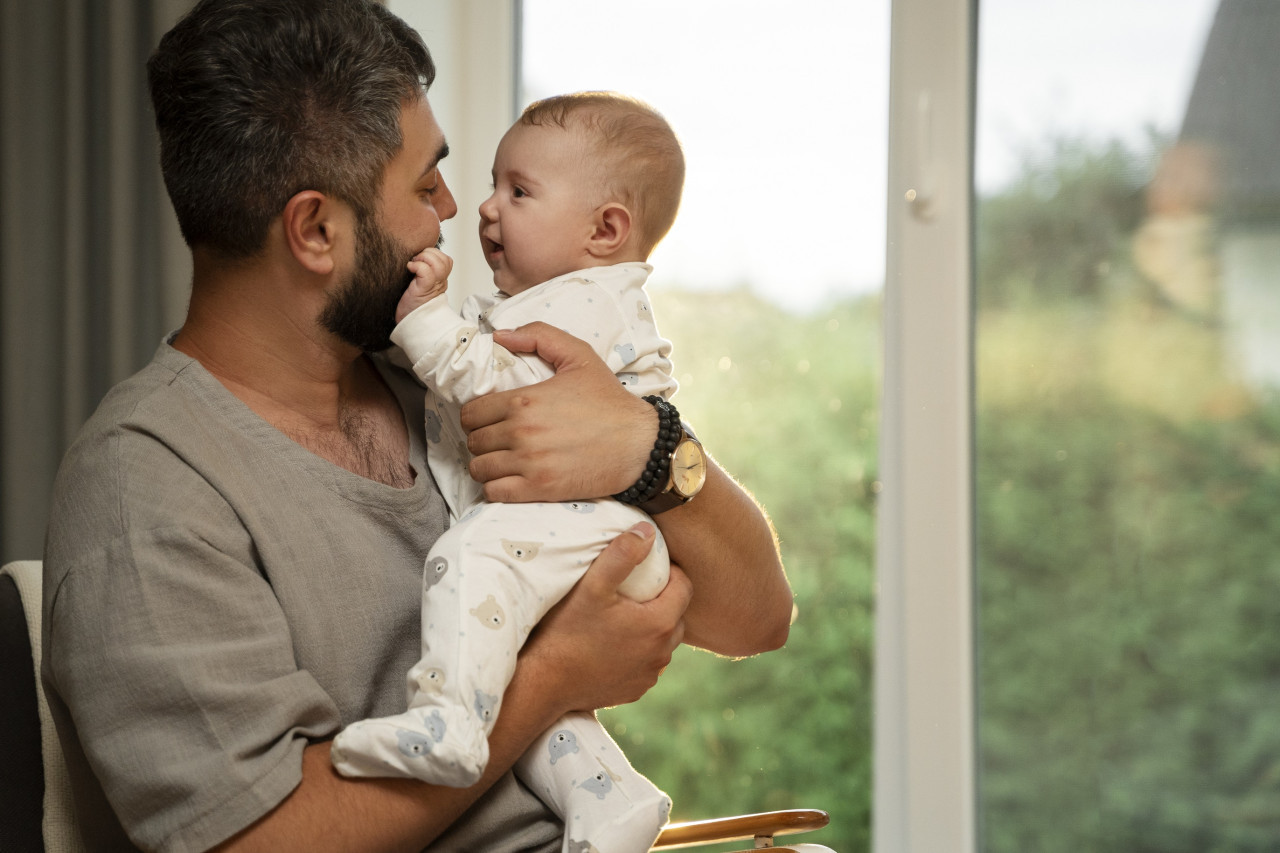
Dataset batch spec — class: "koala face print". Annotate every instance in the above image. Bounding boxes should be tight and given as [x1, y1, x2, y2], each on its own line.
[415, 667, 446, 694]
[470, 594, 506, 629]
[423, 709, 447, 742]
[474, 689, 498, 722]
[547, 729, 580, 764]
[396, 730, 435, 758]
[423, 408, 443, 443]
[578, 770, 614, 800]
[423, 556, 448, 590]
[501, 540, 541, 561]
[493, 348, 517, 372]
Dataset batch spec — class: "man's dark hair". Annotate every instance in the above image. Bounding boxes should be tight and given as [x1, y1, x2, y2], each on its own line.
[147, 0, 435, 258]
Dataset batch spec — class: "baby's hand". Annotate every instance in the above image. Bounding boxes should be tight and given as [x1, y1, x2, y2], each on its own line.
[396, 248, 453, 323]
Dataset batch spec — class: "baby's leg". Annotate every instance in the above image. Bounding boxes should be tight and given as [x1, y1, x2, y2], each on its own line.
[331, 512, 483, 785]
[333, 500, 669, 787]
[516, 712, 672, 853]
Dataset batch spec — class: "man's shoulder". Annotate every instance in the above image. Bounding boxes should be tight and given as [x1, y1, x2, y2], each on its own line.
[46, 345, 240, 554]
[61, 344, 210, 464]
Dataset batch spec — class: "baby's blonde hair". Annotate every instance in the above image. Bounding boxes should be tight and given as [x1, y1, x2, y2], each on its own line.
[519, 91, 685, 256]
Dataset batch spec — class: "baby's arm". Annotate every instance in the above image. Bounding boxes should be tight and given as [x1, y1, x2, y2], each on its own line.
[391, 293, 555, 407]
[393, 277, 646, 407]
[395, 248, 453, 324]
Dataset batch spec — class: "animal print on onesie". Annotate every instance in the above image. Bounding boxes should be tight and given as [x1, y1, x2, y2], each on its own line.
[331, 263, 676, 852]
[519, 712, 674, 853]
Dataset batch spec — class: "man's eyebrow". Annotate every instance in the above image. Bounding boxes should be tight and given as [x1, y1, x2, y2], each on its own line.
[421, 142, 450, 178]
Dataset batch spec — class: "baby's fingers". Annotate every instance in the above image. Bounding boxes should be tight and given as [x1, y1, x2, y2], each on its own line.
[408, 247, 453, 278]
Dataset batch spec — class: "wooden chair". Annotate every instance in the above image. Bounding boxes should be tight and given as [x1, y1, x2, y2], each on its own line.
[1, 560, 835, 852]
[653, 808, 833, 850]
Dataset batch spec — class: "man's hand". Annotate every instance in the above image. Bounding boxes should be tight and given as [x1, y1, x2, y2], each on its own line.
[521, 522, 691, 712]
[459, 322, 654, 503]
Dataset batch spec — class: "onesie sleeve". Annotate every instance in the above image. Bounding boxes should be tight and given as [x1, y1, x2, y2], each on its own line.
[390, 294, 554, 405]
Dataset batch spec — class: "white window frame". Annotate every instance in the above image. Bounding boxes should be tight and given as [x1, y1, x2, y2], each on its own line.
[414, 2, 983, 849]
[874, 0, 977, 851]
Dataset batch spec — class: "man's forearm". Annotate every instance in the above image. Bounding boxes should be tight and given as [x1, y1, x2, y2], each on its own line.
[212, 671, 566, 853]
[654, 456, 792, 657]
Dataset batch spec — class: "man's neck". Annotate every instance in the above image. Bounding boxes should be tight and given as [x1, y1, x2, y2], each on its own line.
[174, 261, 415, 488]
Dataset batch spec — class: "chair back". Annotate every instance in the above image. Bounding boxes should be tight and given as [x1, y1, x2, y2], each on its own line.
[1, 561, 87, 852]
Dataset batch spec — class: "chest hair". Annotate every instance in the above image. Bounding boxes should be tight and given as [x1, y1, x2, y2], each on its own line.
[283, 400, 416, 489]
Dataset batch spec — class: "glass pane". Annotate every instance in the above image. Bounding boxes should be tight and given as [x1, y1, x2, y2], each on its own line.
[521, 2, 887, 849]
[974, 2, 1280, 850]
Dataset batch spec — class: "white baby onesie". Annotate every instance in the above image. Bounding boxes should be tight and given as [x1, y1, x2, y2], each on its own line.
[332, 262, 678, 853]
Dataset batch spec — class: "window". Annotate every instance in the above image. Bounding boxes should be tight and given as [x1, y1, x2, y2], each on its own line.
[974, 1, 1280, 850]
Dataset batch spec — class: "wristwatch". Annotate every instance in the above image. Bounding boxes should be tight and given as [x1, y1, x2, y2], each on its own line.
[615, 397, 707, 515]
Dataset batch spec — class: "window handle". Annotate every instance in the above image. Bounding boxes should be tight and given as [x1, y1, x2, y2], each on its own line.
[906, 90, 938, 221]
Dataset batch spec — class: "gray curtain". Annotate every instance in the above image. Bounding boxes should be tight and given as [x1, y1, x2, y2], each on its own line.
[0, 0, 195, 562]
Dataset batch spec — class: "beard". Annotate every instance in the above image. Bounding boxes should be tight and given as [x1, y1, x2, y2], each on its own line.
[320, 213, 417, 352]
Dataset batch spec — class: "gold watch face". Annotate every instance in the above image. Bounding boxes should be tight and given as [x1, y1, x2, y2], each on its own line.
[671, 437, 707, 498]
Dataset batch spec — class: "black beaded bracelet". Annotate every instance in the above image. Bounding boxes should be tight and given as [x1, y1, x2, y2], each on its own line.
[614, 395, 680, 506]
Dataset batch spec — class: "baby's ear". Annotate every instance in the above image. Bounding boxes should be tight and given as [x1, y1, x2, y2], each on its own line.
[587, 202, 633, 258]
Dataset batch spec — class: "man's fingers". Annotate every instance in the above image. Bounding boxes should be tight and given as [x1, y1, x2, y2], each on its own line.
[459, 391, 516, 433]
[578, 523, 657, 595]
[468, 447, 514, 483]
[653, 564, 693, 621]
[493, 322, 593, 372]
[479, 474, 531, 504]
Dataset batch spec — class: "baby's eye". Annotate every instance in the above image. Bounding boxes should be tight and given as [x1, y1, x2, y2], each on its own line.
[512, 186, 527, 199]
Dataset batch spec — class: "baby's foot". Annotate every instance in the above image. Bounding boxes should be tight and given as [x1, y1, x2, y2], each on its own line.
[566, 788, 672, 853]
[331, 703, 488, 786]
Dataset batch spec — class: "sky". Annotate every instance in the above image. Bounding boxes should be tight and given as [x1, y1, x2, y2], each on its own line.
[517, 0, 1219, 312]
[520, 0, 890, 311]
[975, 0, 1219, 190]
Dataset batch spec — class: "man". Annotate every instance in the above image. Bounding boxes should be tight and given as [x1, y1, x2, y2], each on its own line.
[42, 1, 792, 851]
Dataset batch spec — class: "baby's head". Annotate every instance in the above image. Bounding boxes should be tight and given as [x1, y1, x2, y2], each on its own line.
[479, 91, 685, 295]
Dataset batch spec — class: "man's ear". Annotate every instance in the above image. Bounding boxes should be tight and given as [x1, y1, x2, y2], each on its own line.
[586, 203, 633, 258]
[282, 190, 346, 275]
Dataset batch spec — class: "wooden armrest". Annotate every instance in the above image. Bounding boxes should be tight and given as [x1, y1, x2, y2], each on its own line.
[652, 808, 830, 850]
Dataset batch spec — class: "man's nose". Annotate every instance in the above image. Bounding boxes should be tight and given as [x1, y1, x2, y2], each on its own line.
[435, 173, 459, 221]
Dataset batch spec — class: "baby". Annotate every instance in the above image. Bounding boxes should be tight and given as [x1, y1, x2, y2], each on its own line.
[332, 92, 700, 853]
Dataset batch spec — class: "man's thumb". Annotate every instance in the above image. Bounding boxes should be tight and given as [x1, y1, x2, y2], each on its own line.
[584, 523, 656, 592]
[493, 322, 587, 373]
